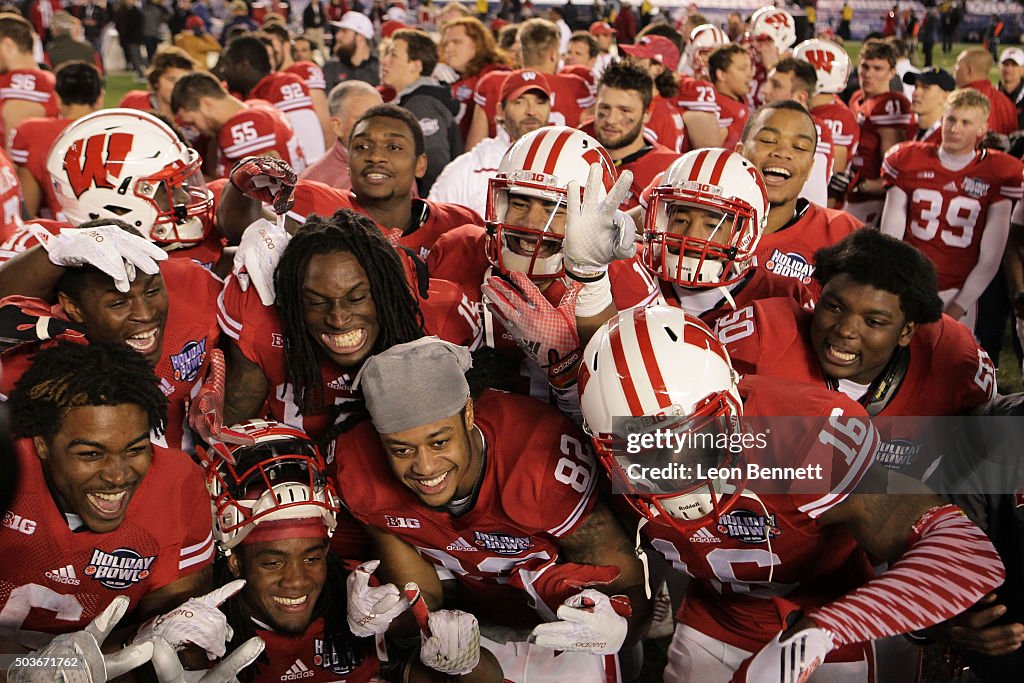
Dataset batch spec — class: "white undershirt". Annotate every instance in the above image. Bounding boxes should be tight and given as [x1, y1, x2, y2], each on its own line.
[836, 378, 871, 402]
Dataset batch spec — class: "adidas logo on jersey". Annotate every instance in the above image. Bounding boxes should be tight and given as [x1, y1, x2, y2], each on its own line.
[45, 565, 81, 586]
[689, 527, 720, 544]
[944, 181, 958, 192]
[446, 537, 478, 552]
[280, 660, 314, 680]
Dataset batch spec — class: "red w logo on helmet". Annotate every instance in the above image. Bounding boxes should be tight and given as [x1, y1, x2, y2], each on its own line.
[64, 133, 133, 198]
[805, 49, 836, 74]
[765, 12, 791, 28]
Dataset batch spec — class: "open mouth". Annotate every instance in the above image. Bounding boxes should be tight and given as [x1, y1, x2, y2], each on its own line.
[509, 235, 558, 258]
[761, 166, 792, 184]
[86, 489, 130, 519]
[125, 328, 160, 354]
[823, 341, 858, 366]
[412, 470, 451, 496]
[322, 329, 367, 354]
[272, 595, 310, 612]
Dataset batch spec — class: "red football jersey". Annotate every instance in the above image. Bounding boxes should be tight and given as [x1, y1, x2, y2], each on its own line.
[755, 201, 862, 288]
[655, 264, 816, 327]
[474, 69, 593, 133]
[249, 617, 379, 683]
[284, 62, 327, 91]
[286, 179, 481, 259]
[0, 68, 58, 138]
[0, 258, 220, 451]
[0, 439, 212, 648]
[334, 389, 598, 627]
[248, 72, 315, 114]
[9, 116, 72, 220]
[882, 142, 1024, 290]
[811, 96, 860, 171]
[615, 141, 681, 211]
[848, 90, 914, 185]
[644, 374, 877, 653]
[0, 147, 21, 241]
[674, 75, 719, 120]
[645, 95, 685, 153]
[716, 92, 749, 150]
[119, 90, 155, 111]
[450, 64, 509, 141]
[216, 102, 306, 178]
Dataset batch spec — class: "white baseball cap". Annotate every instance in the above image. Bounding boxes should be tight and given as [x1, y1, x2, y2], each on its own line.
[1001, 47, 1024, 66]
[332, 11, 374, 41]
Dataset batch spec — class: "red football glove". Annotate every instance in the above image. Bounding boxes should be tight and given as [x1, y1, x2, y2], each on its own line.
[508, 559, 621, 617]
[480, 271, 583, 389]
[188, 348, 256, 452]
[0, 295, 85, 349]
[229, 156, 298, 215]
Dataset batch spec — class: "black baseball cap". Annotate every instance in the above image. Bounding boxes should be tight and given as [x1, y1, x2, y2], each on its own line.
[903, 67, 955, 91]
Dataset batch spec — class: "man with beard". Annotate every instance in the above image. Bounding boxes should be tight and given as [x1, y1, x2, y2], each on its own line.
[587, 59, 679, 211]
[429, 69, 552, 217]
[323, 11, 378, 89]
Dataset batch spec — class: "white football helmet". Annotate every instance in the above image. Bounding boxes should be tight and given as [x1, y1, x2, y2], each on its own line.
[685, 24, 730, 78]
[579, 306, 746, 533]
[47, 108, 214, 248]
[749, 7, 796, 56]
[793, 38, 851, 95]
[485, 126, 618, 280]
[201, 419, 340, 552]
[644, 148, 768, 287]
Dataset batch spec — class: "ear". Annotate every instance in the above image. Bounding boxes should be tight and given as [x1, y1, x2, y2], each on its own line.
[734, 140, 744, 154]
[463, 399, 475, 431]
[33, 436, 49, 463]
[226, 551, 242, 578]
[58, 291, 87, 325]
[414, 153, 427, 179]
[897, 320, 917, 347]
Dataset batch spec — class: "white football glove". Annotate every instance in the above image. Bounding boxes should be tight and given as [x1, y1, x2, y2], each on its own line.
[734, 627, 834, 683]
[346, 560, 409, 637]
[529, 589, 629, 656]
[432, 63, 460, 84]
[419, 610, 481, 676]
[133, 581, 246, 660]
[563, 163, 635, 276]
[232, 217, 290, 307]
[7, 596, 154, 683]
[29, 224, 168, 293]
[150, 634, 265, 683]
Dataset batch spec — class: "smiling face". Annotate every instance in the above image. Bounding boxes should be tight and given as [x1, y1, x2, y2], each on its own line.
[348, 115, 427, 204]
[301, 251, 380, 368]
[35, 404, 152, 534]
[738, 107, 816, 208]
[810, 273, 916, 384]
[380, 404, 480, 508]
[229, 537, 328, 634]
[60, 271, 169, 366]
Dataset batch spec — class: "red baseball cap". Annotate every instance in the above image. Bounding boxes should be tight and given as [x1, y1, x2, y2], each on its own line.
[589, 21, 615, 37]
[501, 69, 552, 103]
[620, 35, 680, 72]
[381, 20, 409, 39]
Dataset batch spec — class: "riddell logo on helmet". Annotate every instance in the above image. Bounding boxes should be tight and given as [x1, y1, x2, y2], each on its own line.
[64, 133, 134, 198]
[805, 50, 835, 74]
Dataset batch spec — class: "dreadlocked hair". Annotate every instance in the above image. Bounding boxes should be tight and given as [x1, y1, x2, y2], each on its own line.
[217, 551, 370, 682]
[9, 341, 168, 441]
[274, 209, 426, 416]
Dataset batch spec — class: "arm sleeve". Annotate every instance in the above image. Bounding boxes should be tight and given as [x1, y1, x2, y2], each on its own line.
[952, 200, 1012, 311]
[880, 185, 909, 240]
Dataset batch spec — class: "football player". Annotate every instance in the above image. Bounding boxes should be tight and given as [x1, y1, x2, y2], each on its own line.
[0, 219, 221, 452]
[795, 38, 860, 190]
[10, 61, 105, 221]
[641, 148, 814, 324]
[746, 7, 796, 108]
[708, 44, 753, 149]
[834, 39, 913, 223]
[580, 305, 1004, 683]
[881, 88, 1024, 329]
[260, 22, 331, 151]
[0, 342, 219, 650]
[714, 228, 997, 481]
[201, 419, 501, 682]
[171, 71, 307, 178]
[615, 35, 686, 153]
[119, 45, 198, 119]
[737, 100, 862, 288]
[336, 338, 651, 682]
[682, 23, 730, 81]
[0, 13, 58, 145]
[219, 35, 325, 164]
